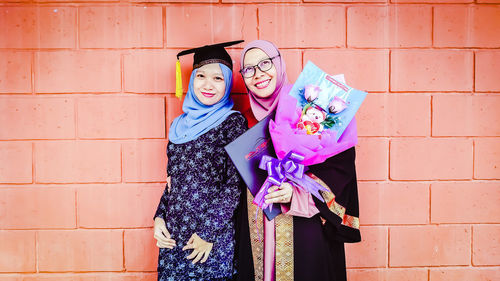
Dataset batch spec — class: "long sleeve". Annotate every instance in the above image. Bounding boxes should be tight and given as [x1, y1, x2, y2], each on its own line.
[197, 113, 248, 243]
[154, 183, 169, 221]
[308, 147, 361, 243]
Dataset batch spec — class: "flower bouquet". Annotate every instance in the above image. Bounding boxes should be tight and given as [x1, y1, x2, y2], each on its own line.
[269, 61, 367, 166]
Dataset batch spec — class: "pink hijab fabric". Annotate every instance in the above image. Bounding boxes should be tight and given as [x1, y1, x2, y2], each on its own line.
[240, 40, 292, 121]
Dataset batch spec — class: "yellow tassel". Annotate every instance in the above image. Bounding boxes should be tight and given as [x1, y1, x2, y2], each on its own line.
[175, 59, 183, 99]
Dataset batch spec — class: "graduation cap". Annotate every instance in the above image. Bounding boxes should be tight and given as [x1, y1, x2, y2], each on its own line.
[175, 40, 244, 99]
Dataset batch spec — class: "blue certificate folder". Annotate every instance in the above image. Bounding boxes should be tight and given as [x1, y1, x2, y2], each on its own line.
[224, 114, 281, 221]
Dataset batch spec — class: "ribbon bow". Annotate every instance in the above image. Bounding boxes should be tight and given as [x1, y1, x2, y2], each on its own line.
[253, 151, 329, 211]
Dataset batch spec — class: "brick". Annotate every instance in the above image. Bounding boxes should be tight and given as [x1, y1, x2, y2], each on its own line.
[390, 225, 471, 266]
[35, 51, 121, 93]
[0, 142, 32, 183]
[165, 6, 257, 47]
[434, 6, 500, 48]
[0, 7, 76, 49]
[124, 50, 176, 94]
[357, 94, 430, 137]
[473, 225, 500, 265]
[124, 229, 158, 271]
[0, 187, 75, 229]
[34, 0, 120, 2]
[390, 138, 472, 180]
[355, 138, 388, 180]
[475, 138, 500, 179]
[433, 95, 500, 137]
[304, 50, 388, 92]
[38, 230, 123, 272]
[347, 269, 429, 281]
[135, 0, 213, 2]
[223, 0, 297, 3]
[79, 6, 162, 48]
[359, 182, 429, 225]
[77, 184, 164, 228]
[348, 6, 432, 48]
[393, 0, 472, 2]
[0, 97, 75, 140]
[476, 51, 500, 92]
[430, 268, 500, 281]
[123, 140, 167, 183]
[305, 0, 385, 2]
[431, 182, 500, 224]
[0, 52, 31, 93]
[345, 227, 387, 268]
[0, 231, 35, 272]
[35, 141, 121, 183]
[77, 96, 164, 139]
[0, 273, 157, 281]
[165, 95, 184, 138]
[280, 49, 303, 84]
[391, 50, 473, 92]
[259, 5, 345, 48]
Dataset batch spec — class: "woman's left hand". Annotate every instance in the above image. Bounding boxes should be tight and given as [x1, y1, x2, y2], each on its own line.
[265, 182, 293, 204]
[182, 233, 213, 264]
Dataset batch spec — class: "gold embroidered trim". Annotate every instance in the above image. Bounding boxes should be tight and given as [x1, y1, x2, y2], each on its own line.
[307, 173, 360, 230]
[275, 214, 294, 281]
[247, 190, 264, 281]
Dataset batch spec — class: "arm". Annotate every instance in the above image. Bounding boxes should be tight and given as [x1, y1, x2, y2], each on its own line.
[308, 147, 361, 243]
[196, 114, 248, 243]
[153, 183, 177, 248]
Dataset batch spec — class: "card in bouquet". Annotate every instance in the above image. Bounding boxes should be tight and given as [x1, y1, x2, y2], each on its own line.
[289, 61, 367, 140]
[224, 113, 281, 221]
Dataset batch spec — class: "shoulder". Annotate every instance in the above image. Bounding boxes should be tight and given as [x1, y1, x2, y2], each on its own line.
[221, 112, 248, 129]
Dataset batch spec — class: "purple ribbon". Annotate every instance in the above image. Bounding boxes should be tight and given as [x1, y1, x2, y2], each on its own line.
[253, 151, 329, 211]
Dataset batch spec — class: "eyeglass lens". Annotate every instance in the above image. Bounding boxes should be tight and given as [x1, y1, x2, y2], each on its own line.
[242, 57, 275, 78]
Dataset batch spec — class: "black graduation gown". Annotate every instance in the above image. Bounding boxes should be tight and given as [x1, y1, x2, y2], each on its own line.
[234, 147, 360, 281]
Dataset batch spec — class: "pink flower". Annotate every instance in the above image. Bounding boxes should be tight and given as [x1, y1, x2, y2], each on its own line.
[328, 96, 347, 114]
[304, 85, 321, 102]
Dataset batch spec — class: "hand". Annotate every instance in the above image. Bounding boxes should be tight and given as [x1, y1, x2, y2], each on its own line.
[166, 176, 171, 192]
[265, 182, 293, 204]
[182, 233, 213, 264]
[154, 217, 176, 249]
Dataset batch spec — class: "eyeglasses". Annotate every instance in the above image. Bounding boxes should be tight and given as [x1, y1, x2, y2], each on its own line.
[240, 55, 279, 78]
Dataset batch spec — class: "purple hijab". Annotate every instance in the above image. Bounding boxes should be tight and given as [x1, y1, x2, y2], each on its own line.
[240, 40, 292, 121]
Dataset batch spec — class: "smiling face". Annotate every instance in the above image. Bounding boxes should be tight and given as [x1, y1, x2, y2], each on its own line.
[242, 48, 277, 99]
[192, 63, 226, 106]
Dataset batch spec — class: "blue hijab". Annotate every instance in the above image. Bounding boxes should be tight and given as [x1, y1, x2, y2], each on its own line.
[168, 63, 237, 144]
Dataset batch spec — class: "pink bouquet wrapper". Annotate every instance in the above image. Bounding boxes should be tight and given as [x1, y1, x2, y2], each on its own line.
[269, 92, 358, 166]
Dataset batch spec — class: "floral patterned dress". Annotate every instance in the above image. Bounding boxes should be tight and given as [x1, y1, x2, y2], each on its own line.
[155, 113, 248, 281]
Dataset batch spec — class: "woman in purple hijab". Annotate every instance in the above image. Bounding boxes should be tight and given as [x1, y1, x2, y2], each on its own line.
[233, 40, 361, 281]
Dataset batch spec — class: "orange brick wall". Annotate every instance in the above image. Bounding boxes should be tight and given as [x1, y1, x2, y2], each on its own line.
[0, 1, 499, 281]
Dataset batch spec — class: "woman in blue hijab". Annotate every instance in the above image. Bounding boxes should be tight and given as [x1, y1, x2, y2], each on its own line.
[153, 41, 247, 281]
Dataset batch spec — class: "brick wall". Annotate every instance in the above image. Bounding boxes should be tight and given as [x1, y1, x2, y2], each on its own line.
[0, 1, 499, 280]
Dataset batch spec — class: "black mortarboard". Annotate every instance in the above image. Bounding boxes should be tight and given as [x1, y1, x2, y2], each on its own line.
[175, 40, 244, 98]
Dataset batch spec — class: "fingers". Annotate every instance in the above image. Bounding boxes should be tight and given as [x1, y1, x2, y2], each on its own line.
[191, 250, 204, 264]
[186, 249, 199, 260]
[156, 239, 176, 249]
[265, 187, 291, 204]
[187, 247, 211, 264]
[182, 243, 195, 251]
[159, 224, 171, 239]
[200, 245, 212, 263]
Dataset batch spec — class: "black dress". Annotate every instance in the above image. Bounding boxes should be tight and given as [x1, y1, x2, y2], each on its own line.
[234, 110, 361, 281]
[155, 113, 248, 281]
